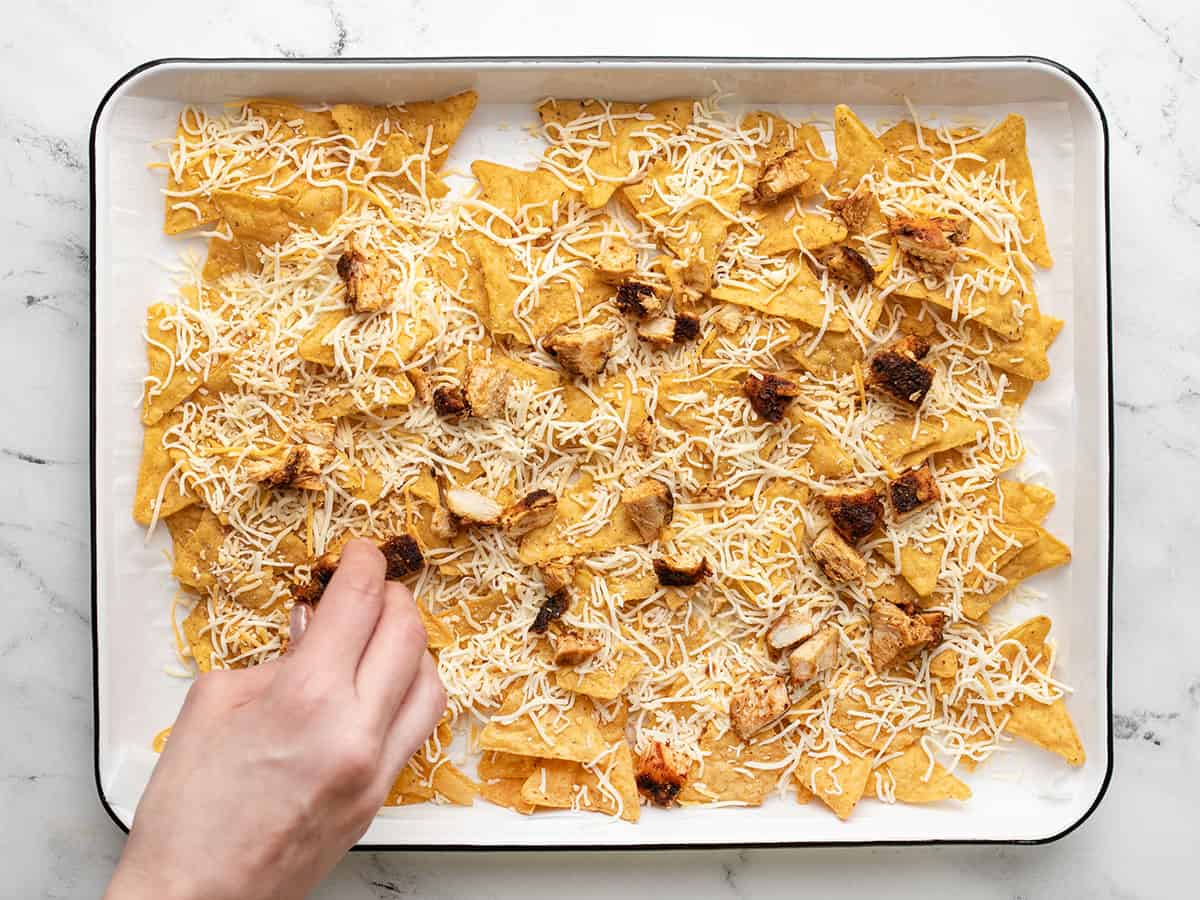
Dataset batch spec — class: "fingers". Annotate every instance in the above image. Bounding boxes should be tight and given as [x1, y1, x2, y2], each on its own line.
[354, 582, 428, 728]
[291, 539, 386, 678]
[178, 660, 279, 724]
[374, 653, 447, 794]
[287, 602, 312, 652]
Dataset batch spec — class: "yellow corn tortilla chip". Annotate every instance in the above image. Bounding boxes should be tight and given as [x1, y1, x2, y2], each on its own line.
[1005, 693, 1086, 767]
[471, 160, 580, 228]
[202, 237, 249, 282]
[311, 374, 416, 419]
[477, 751, 539, 781]
[877, 744, 972, 804]
[478, 690, 608, 764]
[555, 654, 644, 701]
[999, 480, 1056, 525]
[166, 507, 225, 589]
[133, 413, 195, 525]
[794, 745, 874, 820]
[677, 725, 787, 806]
[963, 527, 1070, 619]
[869, 413, 984, 472]
[710, 261, 849, 331]
[246, 100, 337, 138]
[519, 742, 640, 822]
[974, 306, 1064, 382]
[537, 97, 694, 208]
[742, 112, 835, 202]
[479, 777, 538, 815]
[752, 203, 847, 257]
[428, 237, 491, 324]
[518, 476, 649, 565]
[999, 615, 1053, 664]
[163, 113, 224, 234]
[831, 687, 923, 752]
[785, 327, 865, 379]
[142, 303, 209, 426]
[298, 309, 432, 369]
[788, 410, 855, 479]
[833, 104, 885, 187]
[394, 90, 478, 170]
[180, 600, 215, 672]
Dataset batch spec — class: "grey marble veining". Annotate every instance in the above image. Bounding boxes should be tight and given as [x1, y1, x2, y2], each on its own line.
[1, 0, 1196, 896]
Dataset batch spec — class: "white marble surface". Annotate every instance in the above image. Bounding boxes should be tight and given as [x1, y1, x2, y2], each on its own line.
[1, 0, 1194, 895]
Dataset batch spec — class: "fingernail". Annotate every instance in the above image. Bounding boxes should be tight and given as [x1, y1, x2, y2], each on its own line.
[288, 602, 312, 651]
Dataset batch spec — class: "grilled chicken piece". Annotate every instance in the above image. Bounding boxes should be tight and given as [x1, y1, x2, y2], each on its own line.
[430, 505, 459, 540]
[636, 741, 690, 806]
[407, 368, 432, 405]
[336, 238, 391, 312]
[653, 555, 710, 587]
[868, 334, 934, 407]
[380, 534, 425, 578]
[292, 555, 337, 605]
[730, 675, 791, 739]
[889, 467, 940, 517]
[869, 600, 946, 671]
[614, 281, 665, 318]
[754, 149, 811, 203]
[820, 488, 884, 543]
[553, 631, 602, 666]
[621, 479, 675, 541]
[433, 384, 471, 418]
[636, 313, 700, 346]
[810, 526, 867, 582]
[245, 443, 335, 491]
[787, 625, 840, 682]
[818, 245, 875, 289]
[828, 187, 875, 234]
[546, 324, 614, 378]
[464, 360, 512, 418]
[500, 489, 558, 537]
[632, 418, 656, 455]
[711, 304, 744, 333]
[538, 559, 574, 596]
[743, 370, 800, 423]
[767, 606, 816, 651]
[888, 215, 969, 277]
[595, 240, 638, 283]
[444, 487, 502, 525]
[529, 589, 569, 634]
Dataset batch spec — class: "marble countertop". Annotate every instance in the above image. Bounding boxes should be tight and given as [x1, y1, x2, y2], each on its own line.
[2, 0, 1195, 895]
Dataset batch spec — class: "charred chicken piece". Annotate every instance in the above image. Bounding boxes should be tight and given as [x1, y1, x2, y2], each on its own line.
[710, 305, 744, 333]
[867, 334, 934, 407]
[828, 187, 876, 234]
[464, 360, 512, 418]
[810, 526, 867, 583]
[754, 149, 811, 203]
[433, 384, 471, 418]
[538, 559, 574, 596]
[742, 370, 800, 423]
[595, 240, 638, 283]
[817, 244, 875, 289]
[380, 534, 425, 578]
[653, 555, 710, 588]
[614, 281, 665, 319]
[636, 741, 690, 807]
[245, 443, 335, 491]
[636, 313, 701, 346]
[529, 589, 569, 634]
[869, 600, 945, 671]
[546, 324, 614, 378]
[729, 675, 791, 739]
[787, 625, 840, 682]
[500, 489, 558, 537]
[887, 215, 969, 277]
[553, 631, 602, 666]
[336, 238, 391, 313]
[444, 487, 502, 525]
[820, 488, 884, 543]
[889, 467, 940, 518]
[621, 479, 675, 541]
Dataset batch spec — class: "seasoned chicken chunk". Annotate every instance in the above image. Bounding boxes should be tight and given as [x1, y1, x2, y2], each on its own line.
[820, 488, 884, 543]
[636, 741, 690, 806]
[888, 215, 969, 277]
[810, 526, 867, 582]
[653, 555, 710, 587]
[828, 187, 876, 234]
[869, 600, 946, 671]
[621, 479, 675, 541]
[464, 360, 512, 418]
[445, 487, 502, 525]
[754, 149, 811, 203]
[245, 443, 335, 491]
[787, 625, 840, 682]
[379, 534, 425, 578]
[546, 324, 614, 378]
[553, 631, 602, 666]
[889, 467, 940, 517]
[336, 238, 392, 313]
[636, 314, 700, 346]
[742, 370, 800, 423]
[529, 589, 569, 634]
[595, 240, 638, 283]
[632, 418, 656, 455]
[538, 559, 574, 596]
[817, 244, 875, 289]
[500, 489, 558, 537]
[868, 334, 934, 407]
[710, 304, 744, 333]
[767, 606, 815, 651]
[614, 280, 665, 318]
[430, 505, 459, 540]
[730, 675, 790, 740]
[433, 384, 470, 418]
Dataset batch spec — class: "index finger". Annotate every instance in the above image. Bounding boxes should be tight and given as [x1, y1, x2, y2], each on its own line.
[290, 538, 386, 679]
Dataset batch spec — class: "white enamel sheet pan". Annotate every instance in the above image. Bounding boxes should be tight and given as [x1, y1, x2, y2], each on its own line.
[90, 58, 1112, 847]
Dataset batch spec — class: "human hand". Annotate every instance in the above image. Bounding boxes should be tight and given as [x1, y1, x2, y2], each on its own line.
[104, 539, 446, 900]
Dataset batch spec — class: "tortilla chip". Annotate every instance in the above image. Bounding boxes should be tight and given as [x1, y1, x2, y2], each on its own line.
[166, 507, 225, 589]
[878, 744, 972, 804]
[794, 745, 874, 820]
[742, 112, 835, 202]
[298, 309, 432, 369]
[142, 304, 208, 426]
[785, 327, 865, 379]
[537, 97, 694, 208]
[999, 615, 1053, 663]
[312, 374, 416, 419]
[478, 691, 608, 764]
[677, 725, 787, 806]
[833, 104, 885, 187]
[180, 600, 215, 672]
[394, 90, 478, 170]
[163, 114, 223, 234]
[479, 778, 538, 815]
[753, 203, 847, 257]
[477, 751, 539, 781]
[202, 237, 249, 282]
[428, 237, 490, 324]
[471, 160, 580, 228]
[711, 261, 849, 331]
[520, 742, 640, 822]
[133, 413, 195, 525]
[789, 411, 855, 478]
[963, 527, 1070, 619]
[518, 476, 648, 565]
[974, 306, 1064, 382]
[1005, 694, 1085, 767]
[831, 688, 923, 752]
[869, 413, 984, 472]
[999, 480, 1056, 525]
[555, 654, 644, 700]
